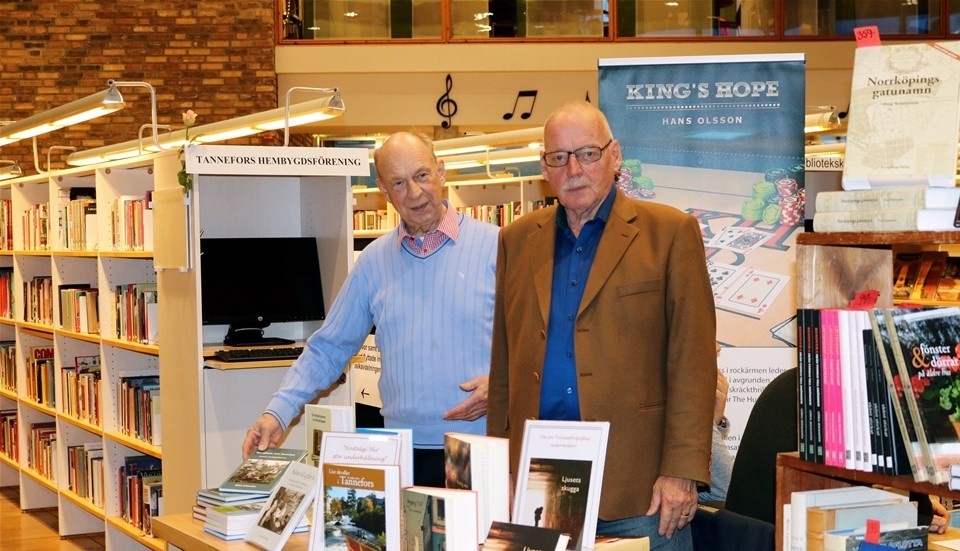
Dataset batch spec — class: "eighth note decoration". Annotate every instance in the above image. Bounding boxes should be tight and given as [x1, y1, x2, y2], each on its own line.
[503, 90, 538, 120]
[436, 74, 458, 129]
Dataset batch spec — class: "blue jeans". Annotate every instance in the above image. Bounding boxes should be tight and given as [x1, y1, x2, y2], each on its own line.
[597, 514, 694, 551]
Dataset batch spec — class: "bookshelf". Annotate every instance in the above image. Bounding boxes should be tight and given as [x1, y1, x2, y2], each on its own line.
[783, 230, 960, 551]
[159, 145, 365, 517]
[351, 174, 553, 237]
[0, 153, 175, 550]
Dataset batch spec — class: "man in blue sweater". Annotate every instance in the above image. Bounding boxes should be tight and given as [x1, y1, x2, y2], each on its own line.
[241, 131, 500, 487]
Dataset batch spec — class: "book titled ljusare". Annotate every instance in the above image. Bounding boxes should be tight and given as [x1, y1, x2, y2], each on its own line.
[244, 461, 318, 551]
[813, 208, 958, 232]
[513, 420, 610, 551]
[218, 448, 307, 495]
[842, 41, 960, 190]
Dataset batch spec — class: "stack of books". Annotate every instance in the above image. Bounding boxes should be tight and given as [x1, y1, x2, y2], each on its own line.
[198, 448, 307, 542]
[812, 186, 960, 232]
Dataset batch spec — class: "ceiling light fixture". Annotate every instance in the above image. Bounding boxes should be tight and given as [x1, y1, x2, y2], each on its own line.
[0, 80, 125, 147]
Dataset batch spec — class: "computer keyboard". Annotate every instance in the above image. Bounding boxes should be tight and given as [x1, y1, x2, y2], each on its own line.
[212, 346, 305, 363]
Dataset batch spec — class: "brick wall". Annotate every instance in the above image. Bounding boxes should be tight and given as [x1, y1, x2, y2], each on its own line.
[0, 0, 278, 170]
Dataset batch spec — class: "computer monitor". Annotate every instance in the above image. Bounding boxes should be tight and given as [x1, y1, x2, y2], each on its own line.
[200, 237, 326, 347]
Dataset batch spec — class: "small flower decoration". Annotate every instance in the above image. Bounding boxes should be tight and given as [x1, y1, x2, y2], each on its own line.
[178, 110, 198, 193]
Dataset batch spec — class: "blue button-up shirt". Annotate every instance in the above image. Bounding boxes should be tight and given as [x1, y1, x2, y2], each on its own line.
[539, 186, 617, 420]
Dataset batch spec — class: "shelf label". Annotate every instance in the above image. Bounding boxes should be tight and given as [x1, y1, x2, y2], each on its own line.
[185, 144, 371, 177]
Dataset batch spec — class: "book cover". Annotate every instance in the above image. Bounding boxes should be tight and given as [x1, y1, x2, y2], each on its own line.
[813, 208, 958, 232]
[842, 41, 960, 189]
[805, 499, 917, 551]
[822, 524, 926, 551]
[513, 420, 609, 551]
[814, 186, 960, 213]
[884, 306, 960, 485]
[401, 486, 479, 551]
[591, 535, 651, 551]
[481, 520, 570, 551]
[788, 486, 910, 551]
[318, 429, 403, 476]
[357, 427, 413, 487]
[218, 447, 307, 495]
[245, 461, 318, 550]
[312, 462, 401, 551]
[304, 403, 355, 466]
[868, 310, 928, 483]
[444, 432, 510, 543]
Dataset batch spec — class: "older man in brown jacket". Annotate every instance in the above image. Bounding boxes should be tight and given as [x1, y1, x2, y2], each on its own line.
[487, 101, 717, 550]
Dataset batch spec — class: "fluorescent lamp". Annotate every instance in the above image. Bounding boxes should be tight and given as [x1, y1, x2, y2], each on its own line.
[0, 161, 22, 181]
[0, 81, 125, 146]
[441, 146, 542, 171]
[804, 106, 840, 134]
[66, 93, 346, 167]
[434, 127, 543, 156]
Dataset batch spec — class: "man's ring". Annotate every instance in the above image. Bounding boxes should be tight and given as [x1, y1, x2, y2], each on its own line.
[681, 512, 690, 517]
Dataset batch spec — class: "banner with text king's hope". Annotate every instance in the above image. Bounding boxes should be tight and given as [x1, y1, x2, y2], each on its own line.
[599, 54, 805, 456]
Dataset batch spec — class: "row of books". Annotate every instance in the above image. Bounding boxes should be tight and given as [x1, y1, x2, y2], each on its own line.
[114, 282, 158, 345]
[22, 274, 53, 326]
[109, 193, 154, 252]
[798, 306, 960, 486]
[205, 414, 639, 551]
[59, 285, 100, 334]
[0, 409, 16, 461]
[812, 186, 960, 232]
[27, 421, 56, 479]
[60, 355, 102, 425]
[787, 485, 925, 551]
[118, 453, 163, 536]
[57, 189, 98, 251]
[0, 198, 11, 251]
[0, 340, 14, 393]
[23, 345, 55, 409]
[21, 202, 51, 251]
[66, 442, 104, 507]
[0, 267, 12, 319]
[353, 209, 399, 231]
[892, 251, 960, 303]
[117, 371, 161, 446]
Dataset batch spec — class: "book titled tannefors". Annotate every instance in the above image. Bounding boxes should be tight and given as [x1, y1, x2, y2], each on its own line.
[513, 420, 610, 551]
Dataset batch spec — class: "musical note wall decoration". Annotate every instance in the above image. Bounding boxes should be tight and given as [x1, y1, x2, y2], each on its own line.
[503, 90, 538, 120]
[436, 74, 458, 129]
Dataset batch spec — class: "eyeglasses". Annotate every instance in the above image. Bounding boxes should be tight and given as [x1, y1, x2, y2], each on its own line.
[542, 139, 614, 168]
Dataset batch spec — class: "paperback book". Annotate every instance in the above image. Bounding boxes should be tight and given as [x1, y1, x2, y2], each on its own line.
[444, 432, 510, 543]
[401, 486, 479, 551]
[512, 420, 610, 551]
[244, 461, 319, 550]
[304, 403, 355, 467]
[884, 306, 960, 485]
[842, 41, 960, 189]
[312, 462, 401, 551]
[481, 520, 570, 551]
[218, 447, 307, 495]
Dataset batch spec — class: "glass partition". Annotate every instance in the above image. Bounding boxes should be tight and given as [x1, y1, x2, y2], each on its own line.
[283, 0, 956, 40]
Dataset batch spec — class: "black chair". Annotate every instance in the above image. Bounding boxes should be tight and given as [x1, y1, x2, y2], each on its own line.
[723, 368, 799, 525]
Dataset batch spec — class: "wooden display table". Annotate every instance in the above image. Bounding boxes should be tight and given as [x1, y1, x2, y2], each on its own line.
[151, 513, 310, 551]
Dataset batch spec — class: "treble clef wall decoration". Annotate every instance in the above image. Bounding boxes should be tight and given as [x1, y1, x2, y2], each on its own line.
[436, 74, 458, 129]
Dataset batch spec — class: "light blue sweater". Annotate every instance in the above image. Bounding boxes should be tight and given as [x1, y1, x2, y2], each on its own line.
[265, 212, 499, 449]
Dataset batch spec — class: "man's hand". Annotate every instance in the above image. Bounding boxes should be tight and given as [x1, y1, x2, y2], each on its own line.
[645, 476, 698, 539]
[241, 413, 283, 459]
[443, 375, 488, 421]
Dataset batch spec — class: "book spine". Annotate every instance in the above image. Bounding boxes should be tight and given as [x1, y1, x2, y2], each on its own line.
[815, 188, 926, 212]
[814, 210, 920, 232]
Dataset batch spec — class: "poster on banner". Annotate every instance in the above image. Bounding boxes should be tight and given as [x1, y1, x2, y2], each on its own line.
[598, 54, 804, 349]
[599, 54, 805, 455]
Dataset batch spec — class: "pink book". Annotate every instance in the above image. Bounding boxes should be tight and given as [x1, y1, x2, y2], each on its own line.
[821, 309, 845, 467]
